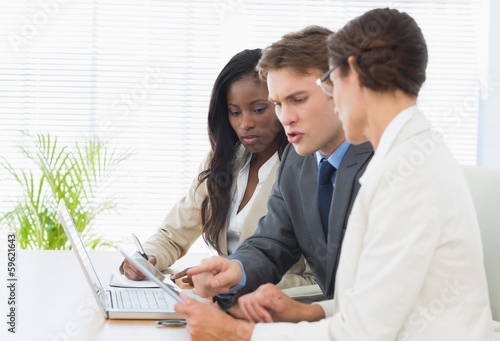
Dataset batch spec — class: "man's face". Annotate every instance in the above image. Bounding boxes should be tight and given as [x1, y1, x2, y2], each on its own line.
[267, 67, 345, 156]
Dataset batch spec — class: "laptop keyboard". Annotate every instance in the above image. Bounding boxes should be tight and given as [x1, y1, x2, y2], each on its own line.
[112, 289, 171, 310]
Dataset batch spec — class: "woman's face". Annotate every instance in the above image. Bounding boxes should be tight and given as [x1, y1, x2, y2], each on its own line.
[227, 76, 281, 156]
[330, 63, 369, 145]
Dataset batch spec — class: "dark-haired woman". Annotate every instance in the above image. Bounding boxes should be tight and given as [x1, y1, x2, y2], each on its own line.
[121, 49, 315, 289]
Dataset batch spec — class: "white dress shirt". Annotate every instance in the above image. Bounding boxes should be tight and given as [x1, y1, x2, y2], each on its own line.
[227, 151, 279, 254]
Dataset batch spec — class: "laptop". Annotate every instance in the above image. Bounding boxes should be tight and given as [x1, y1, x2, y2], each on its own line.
[57, 200, 184, 319]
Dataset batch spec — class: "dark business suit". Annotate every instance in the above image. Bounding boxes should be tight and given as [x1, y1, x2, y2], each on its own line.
[228, 142, 373, 298]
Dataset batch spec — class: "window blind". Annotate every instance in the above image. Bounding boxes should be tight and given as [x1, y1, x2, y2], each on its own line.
[0, 0, 484, 248]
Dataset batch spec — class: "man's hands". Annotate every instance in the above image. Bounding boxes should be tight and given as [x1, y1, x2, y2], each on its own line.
[237, 283, 326, 323]
[187, 256, 243, 297]
[175, 293, 254, 341]
[122, 255, 157, 280]
[123, 254, 242, 290]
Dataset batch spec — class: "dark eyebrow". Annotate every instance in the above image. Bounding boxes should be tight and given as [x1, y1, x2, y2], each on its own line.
[250, 99, 270, 105]
[228, 98, 269, 107]
[269, 90, 307, 104]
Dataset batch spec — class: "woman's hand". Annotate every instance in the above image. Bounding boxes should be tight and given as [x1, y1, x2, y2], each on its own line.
[237, 283, 325, 323]
[175, 293, 255, 341]
[122, 255, 157, 280]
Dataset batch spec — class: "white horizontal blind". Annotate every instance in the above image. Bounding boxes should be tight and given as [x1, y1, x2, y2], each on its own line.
[0, 0, 219, 247]
[88, 1, 220, 246]
[238, 0, 482, 164]
[0, 0, 483, 248]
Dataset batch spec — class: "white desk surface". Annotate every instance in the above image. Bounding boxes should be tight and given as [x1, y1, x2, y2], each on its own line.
[1, 250, 499, 340]
[1, 249, 209, 341]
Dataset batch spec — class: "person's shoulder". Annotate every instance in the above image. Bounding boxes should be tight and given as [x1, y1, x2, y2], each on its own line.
[277, 145, 317, 184]
[348, 141, 373, 156]
[281, 144, 314, 166]
[337, 142, 374, 181]
[340, 142, 373, 169]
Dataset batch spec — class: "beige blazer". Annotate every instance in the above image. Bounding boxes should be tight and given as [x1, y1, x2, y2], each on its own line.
[142, 147, 316, 289]
[253, 112, 494, 340]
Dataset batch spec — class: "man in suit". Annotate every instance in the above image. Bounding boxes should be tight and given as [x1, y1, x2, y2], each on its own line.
[182, 25, 373, 307]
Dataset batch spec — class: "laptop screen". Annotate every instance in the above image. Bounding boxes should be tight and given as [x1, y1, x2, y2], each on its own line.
[57, 200, 106, 300]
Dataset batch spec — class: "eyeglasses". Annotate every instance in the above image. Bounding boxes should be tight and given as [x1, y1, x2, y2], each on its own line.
[316, 65, 339, 97]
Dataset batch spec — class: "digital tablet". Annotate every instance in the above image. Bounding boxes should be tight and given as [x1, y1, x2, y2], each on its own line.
[119, 249, 185, 304]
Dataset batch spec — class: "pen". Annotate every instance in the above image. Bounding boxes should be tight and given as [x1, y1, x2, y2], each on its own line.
[131, 233, 148, 260]
[156, 319, 186, 326]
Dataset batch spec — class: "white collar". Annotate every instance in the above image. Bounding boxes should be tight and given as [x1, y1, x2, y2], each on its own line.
[359, 105, 419, 185]
[240, 151, 279, 183]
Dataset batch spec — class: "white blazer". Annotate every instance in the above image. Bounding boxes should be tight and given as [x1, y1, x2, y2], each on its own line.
[253, 112, 494, 340]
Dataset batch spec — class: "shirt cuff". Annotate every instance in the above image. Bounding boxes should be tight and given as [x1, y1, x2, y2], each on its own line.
[217, 259, 246, 298]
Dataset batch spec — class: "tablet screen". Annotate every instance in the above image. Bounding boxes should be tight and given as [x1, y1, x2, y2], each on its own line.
[120, 249, 184, 303]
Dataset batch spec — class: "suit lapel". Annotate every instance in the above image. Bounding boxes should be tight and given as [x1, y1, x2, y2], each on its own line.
[324, 143, 373, 291]
[300, 154, 327, 245]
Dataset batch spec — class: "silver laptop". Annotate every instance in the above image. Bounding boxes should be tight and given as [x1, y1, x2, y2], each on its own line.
[57, 200, 183, 320]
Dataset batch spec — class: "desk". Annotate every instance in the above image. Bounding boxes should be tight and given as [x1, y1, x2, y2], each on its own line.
[4, 250, 499, 341]
[1, 250, 209, 341]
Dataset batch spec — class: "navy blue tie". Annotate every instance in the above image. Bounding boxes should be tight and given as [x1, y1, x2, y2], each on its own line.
[317, 158, 336, 237]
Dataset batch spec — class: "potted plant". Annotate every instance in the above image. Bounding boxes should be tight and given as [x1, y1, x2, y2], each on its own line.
[0, 132, 132, 250]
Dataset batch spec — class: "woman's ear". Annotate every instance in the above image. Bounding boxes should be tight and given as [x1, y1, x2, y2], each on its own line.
[347, 55, 357, 75]
[347, 55, 361, 87]
[347, 55, 356, 66]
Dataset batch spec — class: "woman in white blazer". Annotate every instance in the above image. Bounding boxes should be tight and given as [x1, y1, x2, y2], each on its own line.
[121, 49, 316, 289]
[174, 8, 495, 341]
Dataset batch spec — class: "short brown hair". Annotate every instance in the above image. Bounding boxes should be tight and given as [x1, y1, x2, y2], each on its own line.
[258, 25, 333, 82]
[326, 8, 428, 96]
